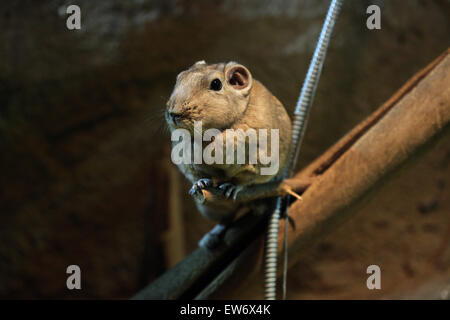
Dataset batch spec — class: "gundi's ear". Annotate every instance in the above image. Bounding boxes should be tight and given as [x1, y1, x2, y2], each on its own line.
[225, 63, 252, 94]
[193, 60, 206, 67]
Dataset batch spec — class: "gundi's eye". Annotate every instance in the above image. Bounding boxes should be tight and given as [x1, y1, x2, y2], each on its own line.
[210, 78, 222, 91]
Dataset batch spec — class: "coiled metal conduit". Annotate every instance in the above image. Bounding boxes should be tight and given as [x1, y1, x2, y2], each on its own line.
[264, 0, 343, 300]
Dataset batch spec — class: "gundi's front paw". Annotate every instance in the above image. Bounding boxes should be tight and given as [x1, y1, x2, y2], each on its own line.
[189, 178, 213, 197]
[218, 183, 243, 200]
[189, 179, 243, 201]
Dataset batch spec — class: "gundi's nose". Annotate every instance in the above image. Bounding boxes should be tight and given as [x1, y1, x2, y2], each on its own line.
[168, 111, 183, 124]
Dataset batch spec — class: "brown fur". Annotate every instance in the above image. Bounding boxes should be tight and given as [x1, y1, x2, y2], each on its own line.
[166, 61, 291, 221]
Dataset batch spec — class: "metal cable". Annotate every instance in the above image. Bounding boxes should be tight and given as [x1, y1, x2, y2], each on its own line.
[264, 0, 343, 300]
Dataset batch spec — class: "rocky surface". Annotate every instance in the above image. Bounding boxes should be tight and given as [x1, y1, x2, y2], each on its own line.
[0, 0, 449, 298]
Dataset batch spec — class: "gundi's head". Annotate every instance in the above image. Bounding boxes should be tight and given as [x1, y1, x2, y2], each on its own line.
[166, 61, 253, 132]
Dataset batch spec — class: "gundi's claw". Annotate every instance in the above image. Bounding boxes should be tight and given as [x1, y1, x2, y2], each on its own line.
[189, 178, 213, 196]
[189, 179, 243, 201]
[218, 183, 243, 200]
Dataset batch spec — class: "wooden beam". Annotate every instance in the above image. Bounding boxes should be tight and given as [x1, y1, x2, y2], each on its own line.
[200, 48, 450, 299]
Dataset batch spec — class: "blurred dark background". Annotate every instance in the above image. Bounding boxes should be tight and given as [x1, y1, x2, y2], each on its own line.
[0, 0, 449, 299]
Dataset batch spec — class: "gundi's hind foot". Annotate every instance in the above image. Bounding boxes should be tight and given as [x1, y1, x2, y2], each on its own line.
[190, 180, 243, 249]
[198, 224, 228, 249]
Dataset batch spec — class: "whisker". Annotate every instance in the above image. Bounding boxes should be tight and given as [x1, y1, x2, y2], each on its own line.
[133, 106, 169, 142]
